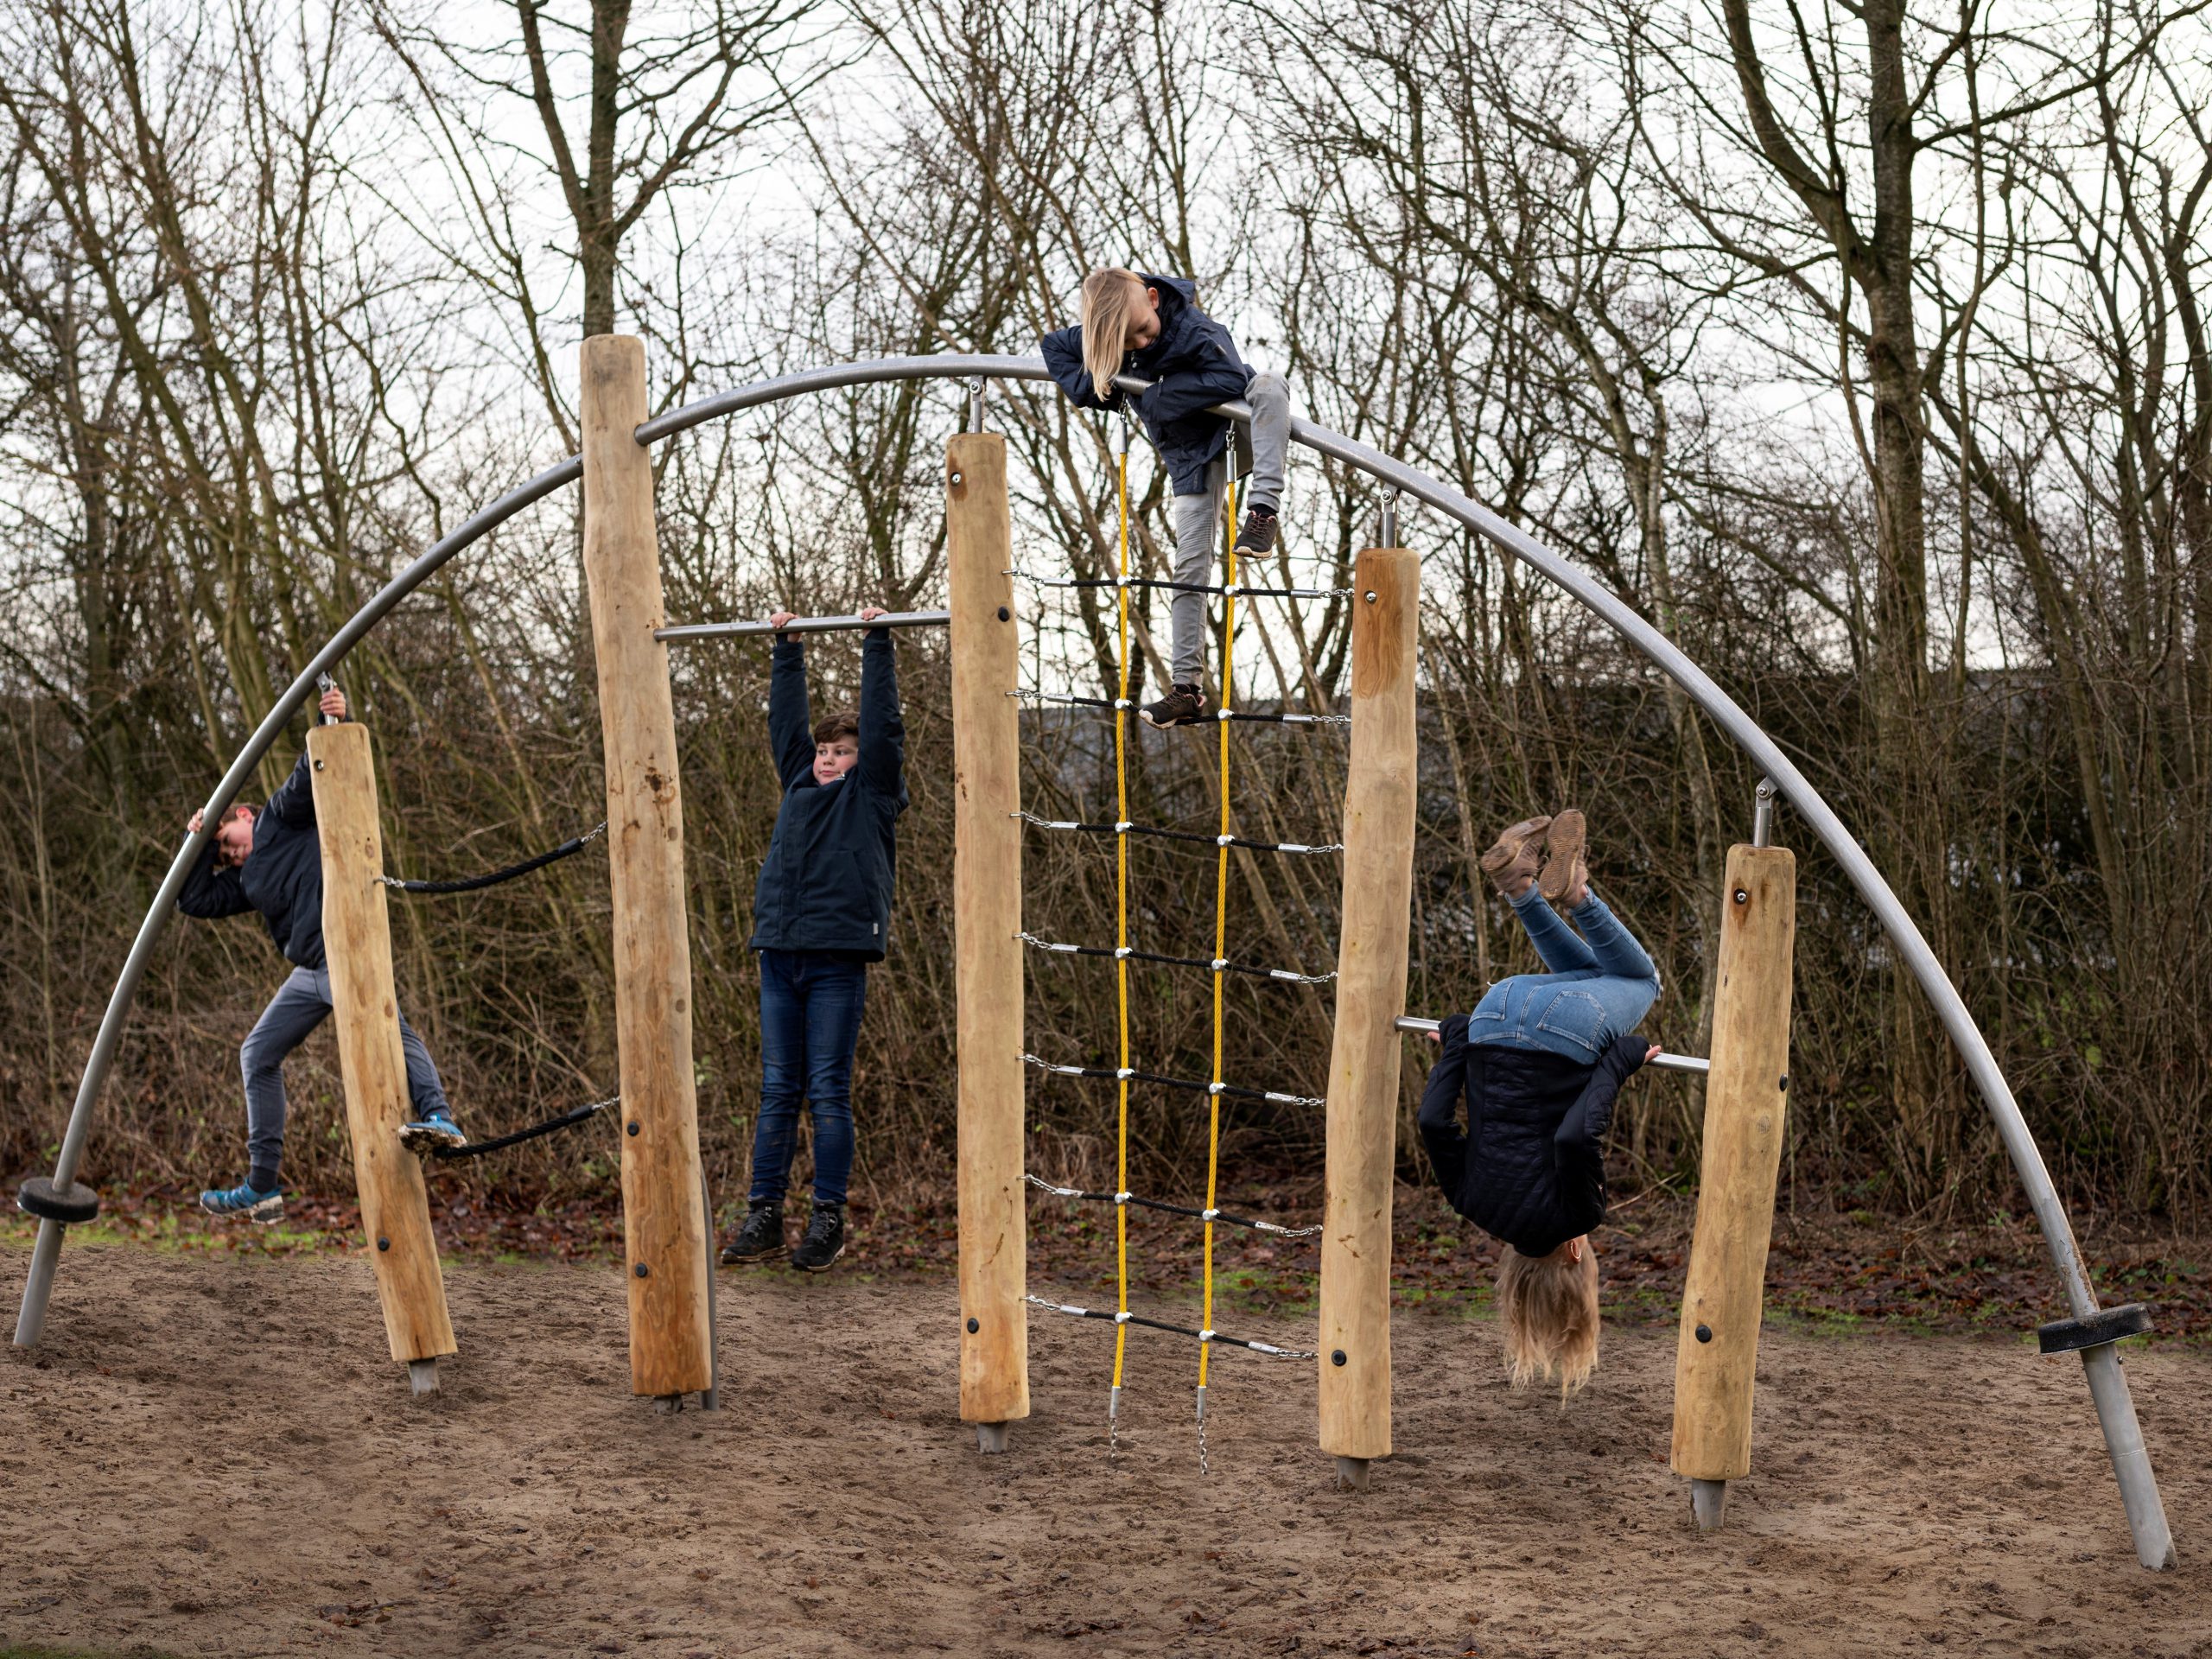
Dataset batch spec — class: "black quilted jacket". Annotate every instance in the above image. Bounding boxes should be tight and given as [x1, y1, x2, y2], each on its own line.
[1417, 1012, 1651, 1257]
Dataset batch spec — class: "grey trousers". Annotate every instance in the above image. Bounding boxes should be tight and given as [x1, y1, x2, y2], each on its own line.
[240, 965, 449, 1180]
[1168, 372, 1289, 687]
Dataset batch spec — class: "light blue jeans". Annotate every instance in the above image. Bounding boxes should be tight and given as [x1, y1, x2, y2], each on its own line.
[1467, 887, 1660, 1063]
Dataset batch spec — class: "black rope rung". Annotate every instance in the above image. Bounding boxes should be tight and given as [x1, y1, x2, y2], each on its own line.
[1015, 932, 1334, 984]
[1019, 1052, 1325, 1109]
[1007, 568, 1348, 601]
[383, 823, 607, 895]
[1025, 1173, 1321, 1236]
[1011, 689, 1347, 727]
[428, 1095, 619, 1161]
[1013, 810, 1341, 856]
[1023, 1293, 1315, 1358]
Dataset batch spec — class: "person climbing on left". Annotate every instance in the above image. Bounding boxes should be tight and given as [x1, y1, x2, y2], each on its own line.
[178, 683, 461, 1222]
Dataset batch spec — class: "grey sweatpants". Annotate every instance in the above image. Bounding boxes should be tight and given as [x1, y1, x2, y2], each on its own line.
[241, 965, 448, 1181]
[1168, 371, 1289, 687]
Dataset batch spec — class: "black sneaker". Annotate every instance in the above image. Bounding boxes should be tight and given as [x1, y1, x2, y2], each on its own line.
[719, 1199, 784, 1264]
[1141, 683, 1208, 728]
[1234, 505, 1280, 555]
[791, 1202, 847, 1272]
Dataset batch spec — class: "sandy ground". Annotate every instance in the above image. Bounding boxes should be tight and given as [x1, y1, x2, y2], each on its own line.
[2, 1238, 2207, 1659]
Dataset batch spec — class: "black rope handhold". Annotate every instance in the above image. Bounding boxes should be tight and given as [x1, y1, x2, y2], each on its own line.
[428, 1095, 619, 1161]
[383, 823, 607, 895]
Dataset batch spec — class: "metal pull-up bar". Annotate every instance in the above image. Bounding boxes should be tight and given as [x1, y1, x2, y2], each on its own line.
[1392, 1014, 1710, 1075]
[656, 609, 951, 644]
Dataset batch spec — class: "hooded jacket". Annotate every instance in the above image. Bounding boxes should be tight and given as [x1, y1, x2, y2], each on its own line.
[747, 628, 907, 961]
[1039, 273, 1255, 496]
[1416, 1013, 1651, 1257]
[175, 746, 327, 970]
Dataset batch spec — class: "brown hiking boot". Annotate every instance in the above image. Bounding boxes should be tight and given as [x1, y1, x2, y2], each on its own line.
[1234, 505, 1281, 556]
[1539, 809, 1587, 903]
[1141, 683, 1208, 728]
[1479, 815, 1552, 897]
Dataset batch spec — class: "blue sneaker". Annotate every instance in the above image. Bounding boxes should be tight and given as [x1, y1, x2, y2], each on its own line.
[200, 1180, 283, 1223]
[398, 1110, 465, 1154]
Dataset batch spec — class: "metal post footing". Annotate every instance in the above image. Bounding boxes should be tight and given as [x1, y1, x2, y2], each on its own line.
[1334, 1456, 1370, 1492]
[1690, 1478, 1727, 1531]
[976, 1421, 1010, 1454]
[407, 1358, 440, 1397]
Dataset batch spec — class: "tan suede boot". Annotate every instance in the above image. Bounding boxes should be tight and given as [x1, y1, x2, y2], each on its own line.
[1479, 815, 1552, 897]
[1538, 809, 1586, 902]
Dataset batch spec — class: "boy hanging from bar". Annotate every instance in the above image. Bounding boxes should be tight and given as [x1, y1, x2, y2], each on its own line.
[177, 683, 463, 1222]
[721, 607, 906, 1273]
[1040, 268, 1290, 728]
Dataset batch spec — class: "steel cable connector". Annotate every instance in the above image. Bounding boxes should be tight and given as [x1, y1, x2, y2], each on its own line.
[1024, 1173, 1322, 1236]
[1014, 931, 1334, 984]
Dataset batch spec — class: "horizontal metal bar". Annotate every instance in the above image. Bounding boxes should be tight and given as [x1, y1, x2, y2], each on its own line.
[656, 609, 950, 643]
[1391, 1014, 1708, 1075]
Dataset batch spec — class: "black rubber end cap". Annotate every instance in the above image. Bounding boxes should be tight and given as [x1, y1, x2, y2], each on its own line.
[2037, 1302, 2153, 1354]
[17, 1177, 100, 1225]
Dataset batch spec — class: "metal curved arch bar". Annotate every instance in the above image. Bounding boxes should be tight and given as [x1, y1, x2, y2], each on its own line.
[15, 352, 2170, 1568]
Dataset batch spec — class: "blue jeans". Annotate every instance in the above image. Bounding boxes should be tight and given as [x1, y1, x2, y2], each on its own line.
[1468, 888, 1660, 1064]
[748, 950, 868, 1206]
[241, 966, 448, 1184]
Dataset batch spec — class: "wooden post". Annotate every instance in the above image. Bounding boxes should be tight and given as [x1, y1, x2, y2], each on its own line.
[309, 721, 456, 1381]
[579, 334, 713, 1400]
[947, 429, 1028, 1445]
[1317, 545, 1420, 1484]
[1671, 842, 1797, 1523]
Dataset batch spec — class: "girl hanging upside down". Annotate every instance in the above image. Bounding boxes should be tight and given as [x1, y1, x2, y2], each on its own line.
[1418, 810, 1662, 1400]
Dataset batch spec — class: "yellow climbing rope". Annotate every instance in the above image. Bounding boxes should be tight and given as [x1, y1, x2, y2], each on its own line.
[1200, 467, 1239, 1417]
[1112, 419, 1134, 1404]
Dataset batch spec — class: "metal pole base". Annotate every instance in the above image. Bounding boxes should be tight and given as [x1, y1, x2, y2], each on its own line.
[1690, 1478, 1727, 1531]
[2078, 1344, 2177, 1569]
[1334, 1456, 1370, 1492]
[407, 1358, 440, 1397]
[976, 1421, 1009, 1454]
[12, 1219, 64, 1348]
[700, 1384, 720, 1411]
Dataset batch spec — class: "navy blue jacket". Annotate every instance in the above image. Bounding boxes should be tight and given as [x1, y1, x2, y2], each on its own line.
[1039, 273, 1254, 496]
[1417, 1014, 1651, 1257]
[176, 747, 327, 970]
[747, 629, 906, 960]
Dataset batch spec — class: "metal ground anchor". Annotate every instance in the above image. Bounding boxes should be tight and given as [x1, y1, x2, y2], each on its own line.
[1690, 1478, 1727, 1531]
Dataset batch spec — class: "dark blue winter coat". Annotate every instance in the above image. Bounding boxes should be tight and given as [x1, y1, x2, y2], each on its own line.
[1416, 1013, 1651, 1257]
[176, 747, 327, 970]
[1039, 273, 1254, 497]
[747, 629, 907, 961]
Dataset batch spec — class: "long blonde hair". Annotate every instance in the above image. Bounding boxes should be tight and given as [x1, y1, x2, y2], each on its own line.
[1080, 267, 1147, 396]
[1497, 1243, 1600, 1402]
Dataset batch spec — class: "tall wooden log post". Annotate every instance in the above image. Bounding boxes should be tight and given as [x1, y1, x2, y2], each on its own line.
[309, 721, 456, 1395]
[947, 429, 1028, 1451]
[1671, 843, 1797, 1528]
[579, 334, 714, 1401]
[1317, 545, 1420, 1490]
